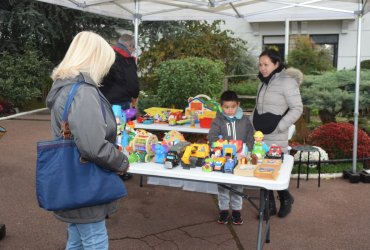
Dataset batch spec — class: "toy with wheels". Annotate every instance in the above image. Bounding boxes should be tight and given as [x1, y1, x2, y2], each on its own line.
[129, 129, 158, 162]
[181, 143, 210, 168]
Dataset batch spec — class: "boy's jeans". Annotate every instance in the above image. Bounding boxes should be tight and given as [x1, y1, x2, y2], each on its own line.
[218, 185, 243, 211]
[66, 220, 108, 250]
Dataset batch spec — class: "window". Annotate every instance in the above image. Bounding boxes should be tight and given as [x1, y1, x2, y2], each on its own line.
[262, 36, 285, 62]
[310, 34, 339, 67]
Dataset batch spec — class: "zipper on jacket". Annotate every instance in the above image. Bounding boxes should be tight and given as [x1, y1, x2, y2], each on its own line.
[232, 121, 236, 140]
[227, 123, 231, 137]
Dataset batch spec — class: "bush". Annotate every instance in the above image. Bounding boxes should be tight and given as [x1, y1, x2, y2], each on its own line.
[0, 100, 15, 116]
[302, 70, 370, 123]
[361, 60, 370, 69]
[228, 79, 259, 95]
[156, 57, 225, 109]
[0, 47, 52, 108]
[308, 122, 370, 159]
[288, 36, 334, 74]
[137, 94, 161, 115]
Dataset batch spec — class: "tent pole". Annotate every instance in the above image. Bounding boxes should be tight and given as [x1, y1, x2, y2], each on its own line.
[352, 6, 363, 173]
[134, 0, 140, 59]
[284, 18, 289, 63]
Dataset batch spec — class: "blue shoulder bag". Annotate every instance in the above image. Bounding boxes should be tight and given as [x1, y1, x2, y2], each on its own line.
[36, 82, 128, 211]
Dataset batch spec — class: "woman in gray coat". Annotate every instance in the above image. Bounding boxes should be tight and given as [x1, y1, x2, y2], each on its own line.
[251, 49, 303, 218]
[46, 31, 129, 249]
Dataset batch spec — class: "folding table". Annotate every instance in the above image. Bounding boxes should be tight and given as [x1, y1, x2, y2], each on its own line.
[128, 155, 294, 250]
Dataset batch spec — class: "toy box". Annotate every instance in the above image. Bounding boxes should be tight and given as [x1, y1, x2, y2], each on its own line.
[234, 164, 256, 177]
[259, 159, 282, 171]
[254, 165, 280, 180]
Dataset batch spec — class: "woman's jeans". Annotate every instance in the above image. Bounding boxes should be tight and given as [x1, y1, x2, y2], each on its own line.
[66, 220, 108, 250]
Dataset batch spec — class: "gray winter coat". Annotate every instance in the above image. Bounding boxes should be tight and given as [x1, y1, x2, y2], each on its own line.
[208, 107, 254, 151]
[251, 68, 303, 153]
[46, 73, 129, 224]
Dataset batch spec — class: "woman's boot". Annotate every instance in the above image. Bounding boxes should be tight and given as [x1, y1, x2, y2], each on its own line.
[277, 190, 294, 218]
[267, 190, 277, 217]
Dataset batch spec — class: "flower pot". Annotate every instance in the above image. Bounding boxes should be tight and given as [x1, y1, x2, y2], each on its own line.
[343, 169, 360, 183]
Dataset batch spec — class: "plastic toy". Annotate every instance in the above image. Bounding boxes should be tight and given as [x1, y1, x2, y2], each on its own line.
[124, 108, 137, 120]
[222, 144, 238, 173]
[144, 107, 182, 121]
[252, 131, 269, 159]
[185, 95, 217, 118]
[151, 143, 169, 163]
[224, 158, 236, 174]
[129, 129, 158, 162]
[211, 135, 228, 157]
[265, 144, 284, 161]
[202, 158, 214, 172]
[213, 157, 226, 171]
[181, 143, 210, 168]
[162, 131, 186, 147]
[112, 104, 126, 151]
[251, 154, 259, 165]
[164, 151, 181, 169]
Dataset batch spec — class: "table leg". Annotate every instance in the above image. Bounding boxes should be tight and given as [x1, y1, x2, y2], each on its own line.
[257, 189, 267, 250]
[140, 176, 143, 187]
[265, 190, 271, 243]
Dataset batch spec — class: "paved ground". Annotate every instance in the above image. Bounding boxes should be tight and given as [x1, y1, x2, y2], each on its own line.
[0, 111, 369, 250]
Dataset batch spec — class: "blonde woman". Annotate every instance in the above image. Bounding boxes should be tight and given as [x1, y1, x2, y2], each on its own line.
[46, 31, 129, 249]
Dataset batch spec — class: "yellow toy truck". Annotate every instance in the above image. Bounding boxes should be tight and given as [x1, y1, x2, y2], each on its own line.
[181, 143, 210, 169]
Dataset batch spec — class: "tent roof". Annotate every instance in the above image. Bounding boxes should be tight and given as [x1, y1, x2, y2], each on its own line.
[37, 0, 369, 22]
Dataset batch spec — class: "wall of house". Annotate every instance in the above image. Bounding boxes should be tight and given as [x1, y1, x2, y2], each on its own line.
[222, 12, 370, 70]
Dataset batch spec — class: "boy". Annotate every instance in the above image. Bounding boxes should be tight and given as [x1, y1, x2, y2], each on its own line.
[208, 90, 254, 225]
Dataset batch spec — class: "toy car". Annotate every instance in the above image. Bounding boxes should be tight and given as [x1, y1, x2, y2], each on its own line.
[265, 144, 284, 161]
[164, 151, 180, 169]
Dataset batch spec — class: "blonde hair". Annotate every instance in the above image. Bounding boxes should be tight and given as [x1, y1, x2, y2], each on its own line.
[51, 31, 115, 85]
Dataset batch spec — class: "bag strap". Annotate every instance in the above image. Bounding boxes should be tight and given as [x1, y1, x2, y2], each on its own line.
[60, 81, 107, 139]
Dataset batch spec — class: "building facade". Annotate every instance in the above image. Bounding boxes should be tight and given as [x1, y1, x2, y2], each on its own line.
[222, 12, 370, 70]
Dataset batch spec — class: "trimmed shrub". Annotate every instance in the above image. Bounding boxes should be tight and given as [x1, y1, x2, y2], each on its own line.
[156, 57, 224, 109]
[308, 122, 370, 159]
[361, 60, 370, 69]
[0, 48, 52, 108]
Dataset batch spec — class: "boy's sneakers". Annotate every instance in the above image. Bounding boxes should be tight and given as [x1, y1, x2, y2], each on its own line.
[217, 210, 229, 224]
[231, 210, 243, 225]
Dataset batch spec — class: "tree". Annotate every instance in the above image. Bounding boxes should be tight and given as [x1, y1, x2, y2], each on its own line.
[288, 36, 334, 74]
[0, 0, 131, 63]
[302, 70, 370, 123]
[139, 21, 256, 91]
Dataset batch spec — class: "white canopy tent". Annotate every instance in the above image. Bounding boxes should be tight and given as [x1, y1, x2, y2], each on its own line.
[37, 0, 369, 172]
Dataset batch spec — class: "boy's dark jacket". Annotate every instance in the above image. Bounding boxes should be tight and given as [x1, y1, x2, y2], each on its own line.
[208, 107, 254, 151]
[99, 43, 140, 104]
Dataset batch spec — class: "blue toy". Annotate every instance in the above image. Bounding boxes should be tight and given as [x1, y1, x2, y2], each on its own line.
[151, 143, 170, 163]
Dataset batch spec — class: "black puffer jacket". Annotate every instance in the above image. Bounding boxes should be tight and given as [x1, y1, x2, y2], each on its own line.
[100, 44, 140, 104]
